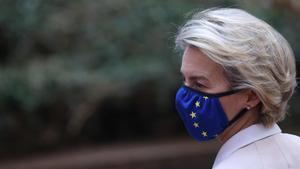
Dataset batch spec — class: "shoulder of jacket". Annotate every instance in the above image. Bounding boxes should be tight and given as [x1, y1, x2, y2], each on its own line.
[214, 133, 300, 169]
[213, 142, 262, 169]
[253, 133, 300, 168]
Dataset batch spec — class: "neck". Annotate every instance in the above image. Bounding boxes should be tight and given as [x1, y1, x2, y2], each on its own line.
[217, 108, 260, 144]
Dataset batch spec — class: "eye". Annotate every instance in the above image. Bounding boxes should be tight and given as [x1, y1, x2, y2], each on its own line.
[194, 82, 206, 89]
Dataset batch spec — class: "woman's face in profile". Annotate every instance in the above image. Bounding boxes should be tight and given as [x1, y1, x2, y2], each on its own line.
[180, 46, 248, 121]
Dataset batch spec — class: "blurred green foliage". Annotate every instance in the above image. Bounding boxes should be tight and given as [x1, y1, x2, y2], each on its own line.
[0, 0, 299, 157]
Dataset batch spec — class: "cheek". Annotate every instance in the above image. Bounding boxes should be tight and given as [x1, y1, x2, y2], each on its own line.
[219, 95, 245, 121]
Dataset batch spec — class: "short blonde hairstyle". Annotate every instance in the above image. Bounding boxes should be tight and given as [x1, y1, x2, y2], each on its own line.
[175, 8, 297, 126]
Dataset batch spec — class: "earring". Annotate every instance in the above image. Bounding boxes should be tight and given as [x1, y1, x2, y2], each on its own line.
[246, 106, 251, 110]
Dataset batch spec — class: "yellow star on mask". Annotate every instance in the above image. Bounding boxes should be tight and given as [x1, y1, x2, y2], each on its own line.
[195, 101, 200, 107]
[202, 131, 208, 137]
[203, 96, 209, 100]
[190, 112, 196, 118]
[193, 122, 199, 128]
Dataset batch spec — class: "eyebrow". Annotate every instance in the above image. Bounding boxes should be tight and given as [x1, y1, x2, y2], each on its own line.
[180, 71, 210, 82]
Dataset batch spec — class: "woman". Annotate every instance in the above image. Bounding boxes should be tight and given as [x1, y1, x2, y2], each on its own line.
[174, 8, 300, 169]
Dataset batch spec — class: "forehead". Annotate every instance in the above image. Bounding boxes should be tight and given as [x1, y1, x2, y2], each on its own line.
[180, 46, 231, 90]
[181, 47, 218, 76]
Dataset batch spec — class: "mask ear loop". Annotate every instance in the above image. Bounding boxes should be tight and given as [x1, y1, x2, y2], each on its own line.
[227, 106, 250, 127]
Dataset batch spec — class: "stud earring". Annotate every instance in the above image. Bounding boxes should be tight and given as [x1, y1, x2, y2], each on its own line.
[246, 106, 251, 110]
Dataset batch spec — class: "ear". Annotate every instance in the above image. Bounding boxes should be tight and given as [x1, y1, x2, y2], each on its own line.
[244, 90, 261, 109]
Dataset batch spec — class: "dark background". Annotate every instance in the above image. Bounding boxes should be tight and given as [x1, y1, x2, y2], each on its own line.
[0, 0, 299, 168]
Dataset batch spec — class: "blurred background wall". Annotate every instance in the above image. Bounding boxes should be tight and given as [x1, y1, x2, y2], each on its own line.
[0, 0, 299, 168]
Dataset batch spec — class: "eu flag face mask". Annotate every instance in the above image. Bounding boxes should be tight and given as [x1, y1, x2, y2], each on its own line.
[175, 85, 248, 141]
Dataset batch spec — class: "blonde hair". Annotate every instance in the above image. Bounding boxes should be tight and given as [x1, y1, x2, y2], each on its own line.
[175, 8, 297, 126]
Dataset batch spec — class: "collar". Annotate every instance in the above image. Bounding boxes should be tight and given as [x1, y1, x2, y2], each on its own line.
[213, 123, 281, 167]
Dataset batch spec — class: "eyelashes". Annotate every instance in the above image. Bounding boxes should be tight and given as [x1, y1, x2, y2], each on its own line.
[195, 83, 206, 89]
[181, 75, 208, 90]
[182, 79, 206, 90]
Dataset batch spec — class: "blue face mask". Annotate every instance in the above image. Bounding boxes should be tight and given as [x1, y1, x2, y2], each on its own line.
[175, 85, 248, 141]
